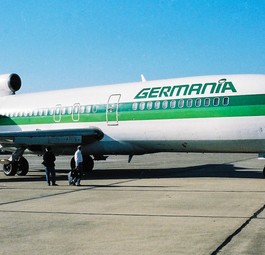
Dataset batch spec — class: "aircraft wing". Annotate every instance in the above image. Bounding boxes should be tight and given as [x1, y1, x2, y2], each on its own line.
[0, 127, 104, 145]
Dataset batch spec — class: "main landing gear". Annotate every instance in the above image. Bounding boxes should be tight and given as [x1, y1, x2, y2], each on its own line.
[70, 155, 94, 174]
[2, 148, 95, 176]
[3, 156, 29, 176]
[2, 147, 29, 176]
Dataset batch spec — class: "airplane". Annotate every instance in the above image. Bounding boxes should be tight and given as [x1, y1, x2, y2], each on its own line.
[0, 72, 265, 177]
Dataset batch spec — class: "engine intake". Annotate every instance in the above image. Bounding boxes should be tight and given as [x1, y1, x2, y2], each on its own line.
[0, 73, 21, 95]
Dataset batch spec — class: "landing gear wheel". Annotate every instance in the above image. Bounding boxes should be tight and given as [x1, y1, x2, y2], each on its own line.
[263, 167, 265, 178]
[70, 155, 94, 174]
[16, 157, 29, 176]
[3, 162, 18, 176]
[83, 155, 94, 173]
[70, 157, 75, 170]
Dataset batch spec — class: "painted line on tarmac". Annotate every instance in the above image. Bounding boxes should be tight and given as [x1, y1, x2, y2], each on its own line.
[0, 179, 137, 206]
[0, 209, 255, 220]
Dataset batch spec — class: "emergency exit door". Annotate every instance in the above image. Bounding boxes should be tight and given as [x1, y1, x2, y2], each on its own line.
[106, 94, 121, 126]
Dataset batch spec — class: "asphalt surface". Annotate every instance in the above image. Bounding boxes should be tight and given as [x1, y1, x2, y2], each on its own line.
[0, 153, 265, 255]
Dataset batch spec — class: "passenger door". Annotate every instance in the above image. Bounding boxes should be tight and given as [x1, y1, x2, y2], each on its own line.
[106, 94, 121, 126]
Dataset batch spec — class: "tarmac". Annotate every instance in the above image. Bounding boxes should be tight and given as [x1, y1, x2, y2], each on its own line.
[1, 152, 265, 255]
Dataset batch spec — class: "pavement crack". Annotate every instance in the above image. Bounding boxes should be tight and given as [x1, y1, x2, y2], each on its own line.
[210, 203, 265, 255]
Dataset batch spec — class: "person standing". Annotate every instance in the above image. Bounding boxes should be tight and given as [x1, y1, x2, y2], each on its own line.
[43, 147, 57, 186]
[73, 145, 83, 186]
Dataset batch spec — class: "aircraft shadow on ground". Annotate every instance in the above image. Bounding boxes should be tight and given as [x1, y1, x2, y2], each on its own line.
[0, 163, 263, 183]
[87, 164, 263, 180]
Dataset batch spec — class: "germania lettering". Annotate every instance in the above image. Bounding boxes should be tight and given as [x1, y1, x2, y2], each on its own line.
[134, 79, 237, 99]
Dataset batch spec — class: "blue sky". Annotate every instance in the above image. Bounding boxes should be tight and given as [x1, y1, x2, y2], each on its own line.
[0, 0, 265, 93]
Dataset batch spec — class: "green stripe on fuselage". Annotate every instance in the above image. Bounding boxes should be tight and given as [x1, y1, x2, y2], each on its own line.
[0, 94, 265, 126]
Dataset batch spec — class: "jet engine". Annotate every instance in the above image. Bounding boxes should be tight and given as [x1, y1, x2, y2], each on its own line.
[0, 73, 21, 96]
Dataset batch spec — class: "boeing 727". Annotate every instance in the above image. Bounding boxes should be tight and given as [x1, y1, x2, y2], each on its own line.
[0, 73, 265, 176]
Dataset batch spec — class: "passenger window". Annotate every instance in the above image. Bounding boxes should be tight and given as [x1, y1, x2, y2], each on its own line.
[147, 101, 153, 110]
[213, 98, 220, 106]
[139, 102, 145, 110]
[67, 107, 72, 114]
[56, 108, 61, 115]
[49, 108, 54, 115]
[43, 109, 48, 116]
[162, 101, 168, 109]
[80, 106, 85, 114]
[170, 100, 176, 108]
[39, 109, 44, 116]
[92, 105, 97, 113]
[86, 105, 91, 113]
[223, 97, 229, 106]
[73, 105, 79, 114]
[187, 99, 192, 108]
[178, 99, 184, 108]
[154, 101, 160, 109]
[132, 102, 138, 111]
[195, 98, 201, 107]
[204, 98, 210, 107]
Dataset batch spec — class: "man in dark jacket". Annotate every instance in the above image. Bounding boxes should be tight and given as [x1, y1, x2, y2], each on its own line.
[43, 147, 57, 186]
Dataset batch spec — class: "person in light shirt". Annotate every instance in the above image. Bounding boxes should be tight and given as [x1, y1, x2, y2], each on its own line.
[73, 145, 83, 186]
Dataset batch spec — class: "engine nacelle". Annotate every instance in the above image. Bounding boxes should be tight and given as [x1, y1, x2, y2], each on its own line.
[0, 73, 21, 96]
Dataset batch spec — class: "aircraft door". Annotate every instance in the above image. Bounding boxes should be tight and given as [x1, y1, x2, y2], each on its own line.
[72, 103, 80, 122]
[106, 94, 121, 126]
[54, 104, 62, 122]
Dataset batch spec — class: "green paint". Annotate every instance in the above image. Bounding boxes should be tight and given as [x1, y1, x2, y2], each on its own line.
[134, 79, 237, 99]
[0, 94, 264, 127]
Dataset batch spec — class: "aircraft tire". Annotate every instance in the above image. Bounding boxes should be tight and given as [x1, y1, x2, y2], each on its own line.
[83, 155, 94, 173]
[263, 167, 265, 178]
[3, 162, 18, 176]
[16, 157, 29, 176]
[70, 157, 75, 170]
[70, 156, 94, 174]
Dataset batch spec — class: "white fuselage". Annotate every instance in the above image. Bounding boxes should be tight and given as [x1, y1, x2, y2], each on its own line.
[0, 74, 265, 156]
